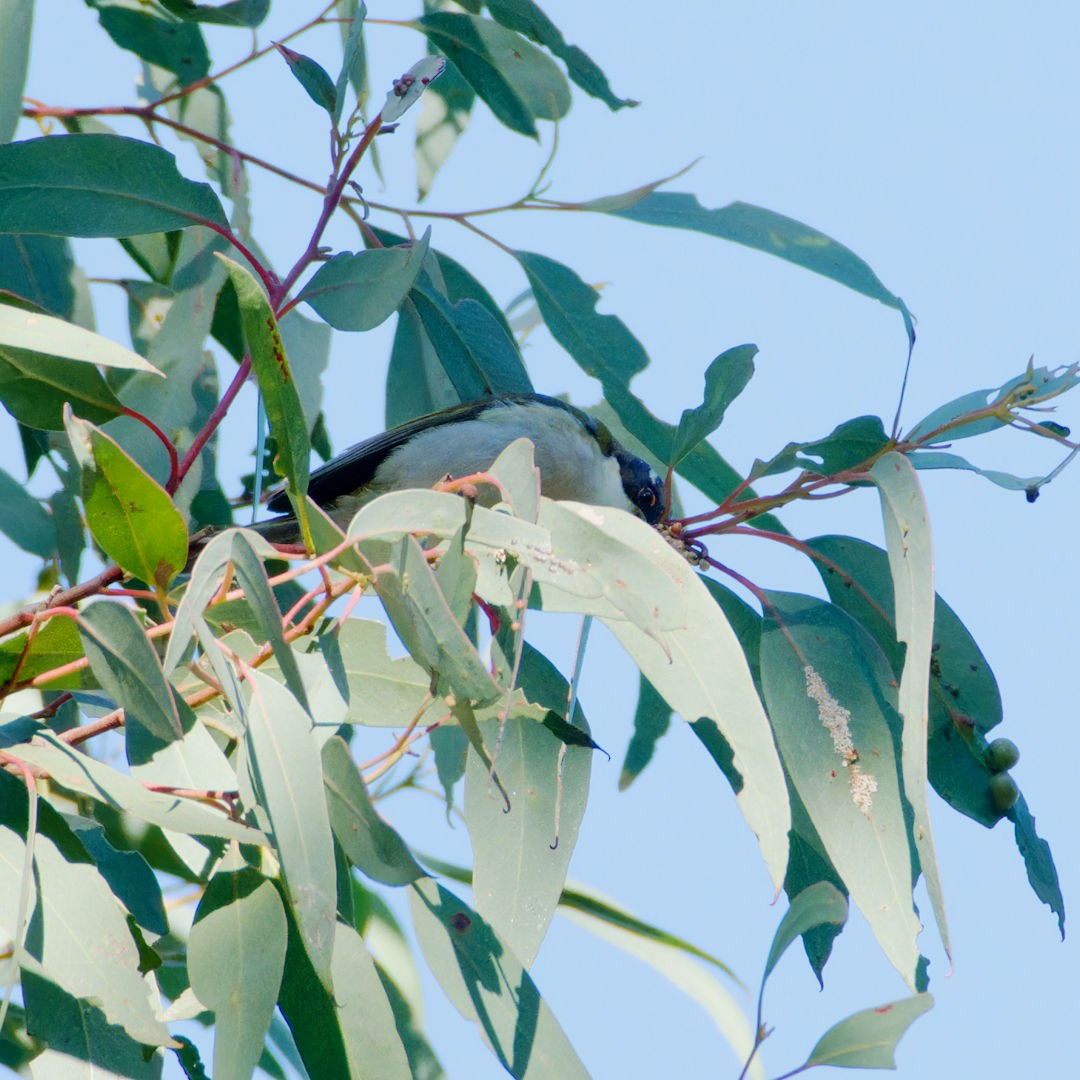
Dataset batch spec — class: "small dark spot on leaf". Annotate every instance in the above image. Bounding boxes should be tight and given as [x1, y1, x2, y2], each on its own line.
[450, 913, 471, 933]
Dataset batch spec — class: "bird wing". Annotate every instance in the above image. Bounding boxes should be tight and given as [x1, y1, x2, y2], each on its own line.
[265, 394, 560, 512]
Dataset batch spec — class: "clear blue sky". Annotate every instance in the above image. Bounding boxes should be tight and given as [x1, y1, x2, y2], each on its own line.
[11, 3, 1077, 1078]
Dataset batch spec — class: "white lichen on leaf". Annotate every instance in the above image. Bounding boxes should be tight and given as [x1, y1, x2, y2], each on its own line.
[804, 665, 878, 816]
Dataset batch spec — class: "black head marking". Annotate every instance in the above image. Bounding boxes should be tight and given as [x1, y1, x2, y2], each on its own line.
[616, 451, 665, 525]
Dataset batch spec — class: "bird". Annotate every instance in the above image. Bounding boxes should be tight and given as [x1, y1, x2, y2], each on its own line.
[255, 393, 666, 543]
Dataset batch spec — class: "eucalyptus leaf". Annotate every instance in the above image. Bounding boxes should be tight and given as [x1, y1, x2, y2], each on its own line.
[0, 134, 229, 236]
[410, 879, 589, 1078]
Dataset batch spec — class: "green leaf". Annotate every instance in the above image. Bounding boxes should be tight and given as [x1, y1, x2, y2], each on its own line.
[0, 303, 159, 372]
[0, 616, 90, 691]
[669, 345, 756, 466]
[64, 410, 188, 587]
[93, 4, 210, 84]
[782, 791, 848, 984]
[558, 882, 757, 1077]
[79, 600, 184, 749]
[0, 134, 228, 235]
[0, 351, 124, 430]
[297, 230, 430, 331]
[0, 0, 32, 144]
[326, 617, 435, 728]
[1007, 794, 1066, 937]
[409, 879, 588, 1078]
[418, 13, 571, 138]
[322, 736, 426, 886]
[0, 827, 171, 1046]
[906, 362, 1080, 443]
[16, 732, 265, 843]
[410, 273, 533, 400]
[0, 234, 77, 316]
[328, 923, 413, 1080]
[64, 817, 168, 936]
[189, 866, 288, 1080]
[0, 466, 54, 557]
[275, 889, 410, 1080]
[751, 415, 890, 479]
[466, 646, 591, 967]
[869, 452, 949, 958]
[158, 0, 270, 27]
[222, 256, 312, 541]
[333, 1, 368, 125]
[243, 668, 337, 990]
[373, 534, 502, 707]
[515, 250, 784, 530]
[802, 993, 934, 1069]
[909, 449, 1042, 493]
[763, 882, 848, 983]
[275, 44, 338, 116]
[607, 192, 912, 319]
[537, 501, 791, 892]
[21, 969, 163, 1079]
[759, 591, 922, 987]
[484, 0, 638, 110]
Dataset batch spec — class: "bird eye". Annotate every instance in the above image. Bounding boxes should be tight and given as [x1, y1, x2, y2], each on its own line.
[638, 488, 657, 508]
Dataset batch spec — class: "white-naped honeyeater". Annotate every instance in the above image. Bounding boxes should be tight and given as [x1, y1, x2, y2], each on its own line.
[255, 393, 665, 543]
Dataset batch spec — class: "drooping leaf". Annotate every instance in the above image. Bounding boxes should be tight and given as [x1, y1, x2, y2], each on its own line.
[189, 865, 288, 1080]
[466, 645, 592, 968]
[1008, 794, 1066, 937]
[559, 882, 758, 1078]
[802, 993, 934, 1070]
[619, 674, 671, 790]
[0, 827, 171, 1046]
[64, 817, 168, 936]
[409, 879, 589, 1078]
[606, 192, 914, 327]
[79, 600, 184, 749]
[333, 0, 368, 124]
[0, 0, 32, 144]
[21, 970, 163, 1079]
[762, 882, 848, 984]
[322, 736, 426, 886]
[222, 256, 312, 541]
[275, 889, 410, 1079]
[759, 591, 922, 986]
[0, 466, 54, 557]
[297, 230, 430, 331]
[373, 534, 502, 707]
[417, 13, 571, 138]
[869, 452, 949, 958]
[243, 668, 337, 990]
[909, 449, 1043, 493]
[0, 134, 228, 235]
[64, 409, 188, 588]
[484, 0, 638, 110]
[328, 923, 413, 1080]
